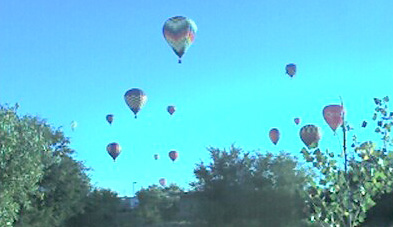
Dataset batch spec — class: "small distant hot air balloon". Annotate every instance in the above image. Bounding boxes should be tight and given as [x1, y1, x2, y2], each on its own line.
[163, 16, 197, 63]
[169, 150, 178, 162]
[167, 105, 176, 115]
[107, 143, 121, 161]
[323, 105, 344, 132]
[300, 125, 322, 149]
[124, 88, 147, 119]
[286, 63, 296, 77]
[361, 121, 367, 128]
[106, 114, 114, 125]
[159, 178, 166, 187]
[154, 154, 159, 160]
[70, 121, 77, 131]
[294, 118, 300, 125]
[269, 128, 280, 145]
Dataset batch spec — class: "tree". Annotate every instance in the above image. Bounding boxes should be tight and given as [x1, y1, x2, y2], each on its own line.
[0, 104, 91, 227]
[302, 96, 393, 226]
[134, 184, 183, 225]
[0, 105, 52, 226]
[192, 146, 310, 226]
[65, 189, 124, 227]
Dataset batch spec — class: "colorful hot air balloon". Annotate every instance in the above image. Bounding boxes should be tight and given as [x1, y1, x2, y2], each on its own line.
[286, 63, 296, 77]
[169, 150, 178, 162]
[107, 142, 121, 161]
[124, 88, 147, 119]
[154, 154, 159, 160]
[163, 16, 197, 63]
[106, 114, 114, 125]
[269, 128, 280, 145]
[361, 121, 367, 128]
[70, 121, 77, 131]
[159, 178, 166, 187]
[294, 118, 300, 125]
[323, 105, 344, 132]
[167, 105, 176, 115]
[300, 125, 322, 149]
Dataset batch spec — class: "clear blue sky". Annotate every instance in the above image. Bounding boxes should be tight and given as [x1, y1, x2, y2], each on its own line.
[1, 0, 393, 196]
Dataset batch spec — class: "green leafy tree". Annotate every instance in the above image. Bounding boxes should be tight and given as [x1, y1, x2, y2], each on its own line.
[0, 104, 91, 227]
[65, 189, 124, 227]
[15, 155, 91, 227]
[192, 146, 311, 226]
[0, 105, 52, 226]
[303, 96, 393, 226]
[134, 184, 183, 225]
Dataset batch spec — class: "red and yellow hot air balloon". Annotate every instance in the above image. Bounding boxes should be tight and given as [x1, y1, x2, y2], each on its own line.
[300, 125, 322, 149]
[163, 16, 197, 63]
[294, 118, 300, 125]
[269, 128, 280, 145]
[169, 150, 178, 162]
[323, 105, 344, 132]
[107, 142, 121, 161]
[167, 105, 176, 115]
[159, 178, 166, 187]
[286, 63, 296, 77]
[154, 154, 159, 160]
[106, 114, 114, 125]
[124, 88, 147, 119]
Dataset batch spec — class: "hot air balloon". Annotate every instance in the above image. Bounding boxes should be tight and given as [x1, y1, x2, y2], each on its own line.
[70, 121, 77, 131]
[107, 142, 121, 161]
[159, 178, 166, 187]
[286, 63, 296, 77]
[106, 114, 114, 125]
[323, 105, 344, 132]
[163, 16, 197, 63]
[169, 150, 178, 162]
[269, 128, 280, 145]
[361, 121, 367, 128]
[124, 88, 147, 119]
[167, 105, 176, 115]
[154, 154, 159, 160]
[294, 118, 300, 125]
[300, 125, 322, 149]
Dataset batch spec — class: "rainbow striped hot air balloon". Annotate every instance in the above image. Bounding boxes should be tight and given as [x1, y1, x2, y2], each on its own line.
[163, 16, 197, 63]
[124, 88, 147, 119]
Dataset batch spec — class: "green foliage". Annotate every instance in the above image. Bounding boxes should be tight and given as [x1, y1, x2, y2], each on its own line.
[15, 155, 91, 227]
[134, 184, 183, 225]
[192, 146, 310, 226]
[65, 189, 124, 227]
[0, 104, 91, 227]
[303, 96, 393, 226]
[0, 105, 50, 226]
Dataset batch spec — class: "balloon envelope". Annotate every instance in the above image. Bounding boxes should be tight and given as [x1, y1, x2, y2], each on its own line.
[154, 154, 159, 160]
[167, 105, 176, 115]
[106, 114, 114, 125]
[294, 118, 300, 125]
[159, 178, 166, 187]
[107, 143, 121, 161]
[300, 125, 322, 149]
[163, 16, 197, 63]
[124, 88, 147, 118]
[323, 105, 344, 132]
[169, 150, 178, 162]
[286, 63, 296, 77]
[70, 121, 77, 131]
[269, 128, 280, 145]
